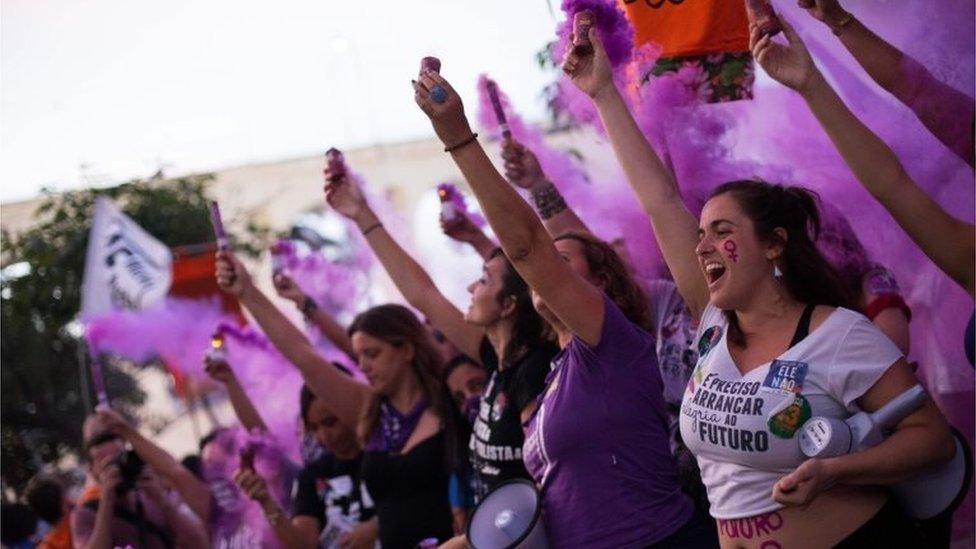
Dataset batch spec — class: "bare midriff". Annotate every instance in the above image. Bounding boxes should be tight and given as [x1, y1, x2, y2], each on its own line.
[716, 485, 887, 549]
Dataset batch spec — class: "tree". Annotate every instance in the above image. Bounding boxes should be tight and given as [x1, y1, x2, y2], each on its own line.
[0, 175, 267, 492]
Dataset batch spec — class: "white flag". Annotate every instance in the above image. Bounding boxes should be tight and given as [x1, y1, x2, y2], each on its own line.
[81, 197, 172, 315]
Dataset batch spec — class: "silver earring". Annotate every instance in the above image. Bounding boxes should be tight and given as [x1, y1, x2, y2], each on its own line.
[774, 265, 783, 279]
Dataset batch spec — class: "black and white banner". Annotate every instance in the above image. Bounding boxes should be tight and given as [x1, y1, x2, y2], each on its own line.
[81, 197, 172, 314]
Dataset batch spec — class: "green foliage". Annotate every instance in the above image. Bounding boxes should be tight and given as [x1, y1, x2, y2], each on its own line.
[536, 40, 579, 131]
[0, 174, 267, 492]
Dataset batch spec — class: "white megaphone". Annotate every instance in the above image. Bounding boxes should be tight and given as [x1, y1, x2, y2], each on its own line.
[799, 384, 972, 519]
[467, 479, 548, 549]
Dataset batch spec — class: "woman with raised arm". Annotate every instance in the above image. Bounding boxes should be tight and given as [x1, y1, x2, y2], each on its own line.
[235, 379, 380, 549]
[323, 167, 557, 499]
[92, 407, 289, 548]
[503, 139, 708, 509]
[799, 0, 974, 167]
[562, 25, 956, 547]
[413, 65, 716, 548]
[215, 255, 462, 547]
[750, 18, 975, 299]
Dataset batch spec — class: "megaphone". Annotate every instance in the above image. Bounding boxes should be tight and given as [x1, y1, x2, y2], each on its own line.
[798, 384, 972, 519]
[467, 479, 548, 549]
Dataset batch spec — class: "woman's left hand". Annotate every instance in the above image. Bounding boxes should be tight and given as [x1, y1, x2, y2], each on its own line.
[751, 17, 821, 94]
[413, 69, 474, 148]
[773, 458, 837, 506]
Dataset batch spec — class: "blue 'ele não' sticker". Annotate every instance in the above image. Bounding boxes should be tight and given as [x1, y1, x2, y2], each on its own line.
[762, 360, 808, 394]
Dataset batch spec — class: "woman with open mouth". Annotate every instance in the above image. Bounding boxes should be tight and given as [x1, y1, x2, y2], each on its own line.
[559, 21, 956, 549]
[412, 59, 717, 548]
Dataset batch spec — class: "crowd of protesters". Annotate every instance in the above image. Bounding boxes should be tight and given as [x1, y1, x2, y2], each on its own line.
[4, 1, 974, 548]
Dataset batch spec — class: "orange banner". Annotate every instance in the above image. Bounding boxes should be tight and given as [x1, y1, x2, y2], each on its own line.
[620, 0, 750, 58]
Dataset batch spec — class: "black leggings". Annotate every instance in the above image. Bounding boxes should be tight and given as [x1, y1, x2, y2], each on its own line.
[834, 500, 926, 548]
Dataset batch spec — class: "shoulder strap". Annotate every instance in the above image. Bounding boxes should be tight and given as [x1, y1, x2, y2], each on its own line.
[788, 304, 817, 348]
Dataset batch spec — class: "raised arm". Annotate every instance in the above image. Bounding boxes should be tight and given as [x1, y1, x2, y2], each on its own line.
[500, 140, 590, 237]
[215, 251, 371, 430]
[801, 0, 974, 166]
[96, 409, 212, 523]
[562, 30, 710, 319]
[273, 272, 356, 362]
[73, 455, 122, 549]
[323, 173, 485, 360]
[753, 19, 976, 297]
[204, 356, 267, 432]
[413, 70, 607, 346]
[234, 468, 317, 549]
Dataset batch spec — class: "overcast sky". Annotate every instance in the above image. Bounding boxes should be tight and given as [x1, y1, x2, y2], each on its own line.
[1, 0, 561, 203]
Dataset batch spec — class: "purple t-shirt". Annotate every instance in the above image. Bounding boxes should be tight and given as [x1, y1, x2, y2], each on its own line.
[522, 295, 693, 548]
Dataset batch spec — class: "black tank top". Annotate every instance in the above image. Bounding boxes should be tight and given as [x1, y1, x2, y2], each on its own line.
[361, 430, 453, 548]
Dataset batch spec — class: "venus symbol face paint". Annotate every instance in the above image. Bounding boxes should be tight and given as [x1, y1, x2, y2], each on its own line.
[723, 240, 739, 263]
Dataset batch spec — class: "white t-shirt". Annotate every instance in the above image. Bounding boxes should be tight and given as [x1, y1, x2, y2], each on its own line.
[679, 303, 902, 519]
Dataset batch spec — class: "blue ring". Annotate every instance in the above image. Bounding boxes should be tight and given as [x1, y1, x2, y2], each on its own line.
[431, 85, 448, 104]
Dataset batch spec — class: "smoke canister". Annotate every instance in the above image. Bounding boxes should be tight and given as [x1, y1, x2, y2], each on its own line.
[744, 0, 783, 38]
[421, 56, 441, 74]
[207, 331, 228, 364]
[572, 10, 595, 55]
[485, 79, 511, 139]
[438, 183, 459, 223]
[325, 148, 346, 183]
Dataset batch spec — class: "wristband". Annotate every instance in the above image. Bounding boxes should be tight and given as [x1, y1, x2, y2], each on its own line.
[444, 133, 479, 153]
[361, 222, 383, 237]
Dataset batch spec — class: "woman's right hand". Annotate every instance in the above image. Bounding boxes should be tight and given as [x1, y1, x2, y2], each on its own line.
[94, 454, 123, 496]
[272, 273, 305, 304]
[95, 407, 134, 438]
[440, 212, 481, 244]
[561, 28, 614, 101]
[324, 175, 370, 223]
[233, 468, 271, 504]
[215, 250, 253, 298]
[502, 140, 546, 190]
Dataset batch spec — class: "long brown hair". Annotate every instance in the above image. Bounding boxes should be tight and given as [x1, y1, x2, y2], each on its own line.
[348, 304, 467, 471]
[488, 248, 548, 365]
[710, 180, 853, 347]
[554, 232, 651, 330]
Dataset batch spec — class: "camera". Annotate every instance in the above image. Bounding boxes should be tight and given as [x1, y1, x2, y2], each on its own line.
[112, 449, 144, 495]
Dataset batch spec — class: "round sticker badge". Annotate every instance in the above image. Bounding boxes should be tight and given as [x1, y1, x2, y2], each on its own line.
[768, 394, 812, 439]
[698, 326, 723, 357]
